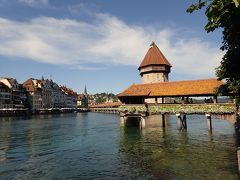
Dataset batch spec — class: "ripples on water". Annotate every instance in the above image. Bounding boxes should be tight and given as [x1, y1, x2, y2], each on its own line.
[0, 113, 239, 179]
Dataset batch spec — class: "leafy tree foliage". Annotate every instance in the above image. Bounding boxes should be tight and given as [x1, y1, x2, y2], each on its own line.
[187, 0, 240, 98]
[93, 92, 118, 104]
[95, 97, 106, 104]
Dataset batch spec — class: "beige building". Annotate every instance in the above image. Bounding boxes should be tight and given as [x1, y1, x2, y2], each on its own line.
[23, 77, 78, 111]
[23, 78, 43, 111]
[40, 78, 67, 108]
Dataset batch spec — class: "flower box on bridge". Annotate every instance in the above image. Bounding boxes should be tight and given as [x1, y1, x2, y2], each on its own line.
[148, 103, 236, 114]
[118, 104, 147, 117]
[118, 103, 236, 116]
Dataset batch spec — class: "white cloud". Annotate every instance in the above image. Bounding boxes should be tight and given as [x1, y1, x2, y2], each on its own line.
[18, 0, 48, 6]
[0, 13, 222, 78]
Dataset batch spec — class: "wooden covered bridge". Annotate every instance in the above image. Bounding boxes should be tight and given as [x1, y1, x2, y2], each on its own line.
[89, 102, 122, 114]
[117, 78, 237, 130]
[90, 42, 238, 130]
[116, 42, 237, 130]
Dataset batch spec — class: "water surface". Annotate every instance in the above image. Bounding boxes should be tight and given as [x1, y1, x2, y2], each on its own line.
[0, 113, 238, 179]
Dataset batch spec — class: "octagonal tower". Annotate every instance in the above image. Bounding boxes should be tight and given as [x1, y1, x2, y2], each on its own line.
[138, 42, 172, 84]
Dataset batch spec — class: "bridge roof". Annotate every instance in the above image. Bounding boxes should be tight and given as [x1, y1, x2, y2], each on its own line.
[138, 42, 172, 70]
[118, 79, 223, 98]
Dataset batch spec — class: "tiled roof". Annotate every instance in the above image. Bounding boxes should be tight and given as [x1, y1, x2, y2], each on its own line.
[0, 82, 9, 89]
[118, 79, 223, 97]
[61, 86, 78, 96]
[23, 78, 40, 92]
[77, 94, 85, 100]
[0, 77, 18, 88]
[138, 42, 172, 69]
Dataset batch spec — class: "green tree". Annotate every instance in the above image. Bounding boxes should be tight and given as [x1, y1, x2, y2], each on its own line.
[187, 0, 240, 102]
[96, 97, 106, 104]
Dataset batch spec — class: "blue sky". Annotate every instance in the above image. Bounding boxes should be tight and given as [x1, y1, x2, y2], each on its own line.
[0, 0, 223, 94]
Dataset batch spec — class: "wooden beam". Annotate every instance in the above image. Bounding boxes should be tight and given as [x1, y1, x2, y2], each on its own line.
[162, 114, 166, 128]
[206, 113, 212, 131]
[140, 116, 146, 128]
[183, 114, 187, 129]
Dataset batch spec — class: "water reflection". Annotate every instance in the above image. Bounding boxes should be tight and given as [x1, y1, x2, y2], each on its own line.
[119, 115, 239, 179]
[0, 113, 239, 179]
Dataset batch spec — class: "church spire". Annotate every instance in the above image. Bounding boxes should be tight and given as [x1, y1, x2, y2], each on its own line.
[84, 84, 87, 95]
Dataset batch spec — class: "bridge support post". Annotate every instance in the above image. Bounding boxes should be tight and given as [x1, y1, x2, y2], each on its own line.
[140, 116, 146, 128]
[176, 113, 183, 130]
[162, 114, 166, 128]
[176, 113, 187, 130]
[182, 114, 187, 129]
[237, 147, 240, 174]
[120, 116, 126, 127]
[206, 114, 212, 131]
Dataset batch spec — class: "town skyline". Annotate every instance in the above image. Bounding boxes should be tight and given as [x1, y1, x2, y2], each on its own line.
[0, 0, 223, 94]
[0, 75, 121, 97]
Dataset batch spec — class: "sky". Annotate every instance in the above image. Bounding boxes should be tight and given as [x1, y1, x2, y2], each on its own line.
[0, 0, 223, 94]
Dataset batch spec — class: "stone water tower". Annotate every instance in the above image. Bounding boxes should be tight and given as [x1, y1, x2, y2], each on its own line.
[138, 42, 172, 84]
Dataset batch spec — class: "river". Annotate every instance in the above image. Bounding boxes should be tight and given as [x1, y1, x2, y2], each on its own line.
[0, 113, 239, 179]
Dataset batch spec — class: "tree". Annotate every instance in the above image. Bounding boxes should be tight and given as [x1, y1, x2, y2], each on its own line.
[187, 0, 240, 102]
[95, 97, 106, 104]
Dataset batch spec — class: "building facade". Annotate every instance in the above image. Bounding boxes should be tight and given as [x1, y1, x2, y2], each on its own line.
[0, 77, 26, 109]
[61, 86, 77, 108]
[40, 79, 53, 109]
[0, 82, 12, 109]
[23, 78, 43, 111]
[0, 76, 78, 112]
[77, 85, 88, 108]
[51, 81, 64, 108]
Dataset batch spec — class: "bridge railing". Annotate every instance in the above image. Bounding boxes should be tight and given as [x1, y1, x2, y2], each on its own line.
[118, 104, 147, 117]
[119, 103, 236, 116]
[90, 107, 119, 111]
[149, 103, 237, 114]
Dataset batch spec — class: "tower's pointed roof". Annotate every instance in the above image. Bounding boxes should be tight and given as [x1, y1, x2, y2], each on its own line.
[138, 42, 172, 70]
[84, 84, 87, 95]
